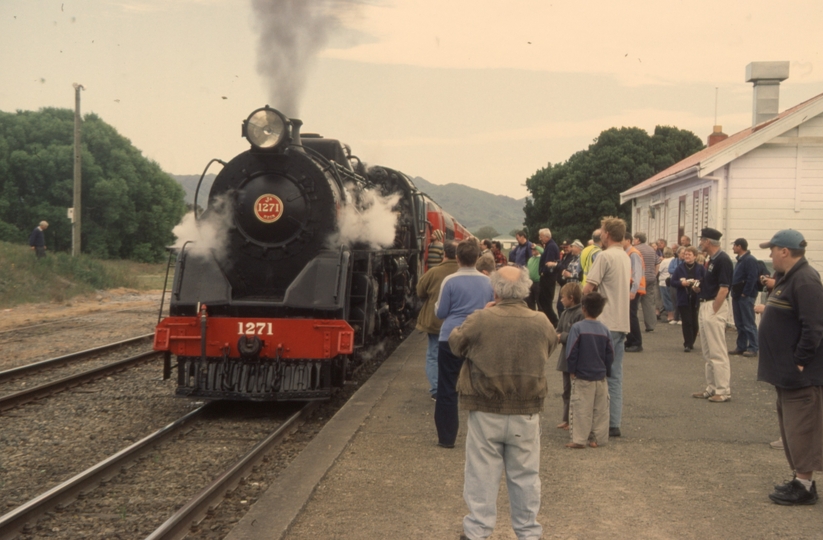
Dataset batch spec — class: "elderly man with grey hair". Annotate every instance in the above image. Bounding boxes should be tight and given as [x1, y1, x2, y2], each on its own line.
[450, 266, 558, 540]
[537, 228, 560, 326]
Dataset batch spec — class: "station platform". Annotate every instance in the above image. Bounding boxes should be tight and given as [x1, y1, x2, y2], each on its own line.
[226, 322, 821, 540]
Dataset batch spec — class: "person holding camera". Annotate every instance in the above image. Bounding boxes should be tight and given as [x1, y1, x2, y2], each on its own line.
[672, 246, 705, 353]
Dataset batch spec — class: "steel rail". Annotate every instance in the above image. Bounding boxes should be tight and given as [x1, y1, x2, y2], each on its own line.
[0, 333, 155, 384]
[145, 402, 317, 540]
[0, 349, 160, 412]
[0, 404, 211, 540]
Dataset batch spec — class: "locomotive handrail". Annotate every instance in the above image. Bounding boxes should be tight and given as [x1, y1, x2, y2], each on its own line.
[193, 158, 226, 220]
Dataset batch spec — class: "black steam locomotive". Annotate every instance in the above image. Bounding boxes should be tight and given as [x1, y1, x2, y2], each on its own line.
[154, 106, 469, 401]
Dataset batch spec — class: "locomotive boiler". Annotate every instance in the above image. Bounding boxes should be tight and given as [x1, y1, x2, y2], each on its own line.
[153, 106, 469, 401]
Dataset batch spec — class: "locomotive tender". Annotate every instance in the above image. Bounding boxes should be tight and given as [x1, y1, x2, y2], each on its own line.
[153, 106, 469, 401]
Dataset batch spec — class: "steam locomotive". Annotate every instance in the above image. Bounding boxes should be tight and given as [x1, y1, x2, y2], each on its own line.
[153, 106, 469, 401]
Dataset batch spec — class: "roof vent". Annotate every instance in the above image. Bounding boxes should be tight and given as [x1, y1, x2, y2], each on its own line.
[745, 61, 790, 127]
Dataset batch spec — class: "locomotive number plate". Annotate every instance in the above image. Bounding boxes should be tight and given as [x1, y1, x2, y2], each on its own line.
[254, 194, 284, 223]
[238, 322, 274, 335]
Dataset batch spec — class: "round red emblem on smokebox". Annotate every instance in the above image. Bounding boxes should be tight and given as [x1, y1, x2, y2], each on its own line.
[253, 194, 284, 223]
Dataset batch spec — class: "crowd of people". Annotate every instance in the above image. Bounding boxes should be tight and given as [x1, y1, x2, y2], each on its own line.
[418, 220, 822, 539]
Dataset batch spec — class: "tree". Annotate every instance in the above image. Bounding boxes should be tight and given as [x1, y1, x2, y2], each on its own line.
[0, 108, 186, 261]
[472, 225, 499, 239]
[524, 125, 703, 243]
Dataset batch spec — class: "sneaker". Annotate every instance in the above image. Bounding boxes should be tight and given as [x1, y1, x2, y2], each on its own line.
[770, 437, 784, 450]
[774, 474, 796, 492]
[692, 390, 713, 399]
[769, 480, 818, 506]
[609, 427, 621, 437]
[728, 349, 744, 355]
[625, 345, 643, 352]
[742, 351, 758, 358]
[669, 320, 678, 325]
[708, 394, 731, 403]
[677, 321, 682, 325]
[431, 395, 437, 402]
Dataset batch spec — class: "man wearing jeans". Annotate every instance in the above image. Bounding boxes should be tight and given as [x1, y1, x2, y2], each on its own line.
[582, 216, 631, 438]
[449, 266, 557, 539]
[415, 239, 458, 400]
[730, 238, 759, 358]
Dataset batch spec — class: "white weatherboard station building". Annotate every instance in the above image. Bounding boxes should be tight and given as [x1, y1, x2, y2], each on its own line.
[620, 62, 823, 271]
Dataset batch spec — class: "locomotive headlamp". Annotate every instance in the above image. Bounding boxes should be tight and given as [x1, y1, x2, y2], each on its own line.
[243, 107, 289, 149]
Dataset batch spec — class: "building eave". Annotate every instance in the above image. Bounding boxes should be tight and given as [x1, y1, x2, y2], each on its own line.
[619, 166, 699, 204]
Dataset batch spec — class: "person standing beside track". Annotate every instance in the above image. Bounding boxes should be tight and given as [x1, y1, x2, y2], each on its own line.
[449, 266, 557, 540]
[434, 238, 494, 449]
[29, 220, 48, 258]
[416, 239, 458, 401]
[757, 229, 823, 506]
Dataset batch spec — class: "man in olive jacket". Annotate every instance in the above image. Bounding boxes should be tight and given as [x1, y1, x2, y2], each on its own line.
[757, 229, 823, 506]
[416, 239, 458, 399]
[449, 266, 558, 540]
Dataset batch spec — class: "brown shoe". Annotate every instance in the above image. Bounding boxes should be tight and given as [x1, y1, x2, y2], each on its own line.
[588, 441, 599, 448]
[556, 422, 569, 430]
[708, 394, 731, 403]
[565, 442, 586, 449]
[742, 351, 758, 358]
[692, 390, 712, 399]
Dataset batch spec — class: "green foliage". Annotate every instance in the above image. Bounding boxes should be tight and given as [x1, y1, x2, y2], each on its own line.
[472, 225, 499, 239]
[0, 240, 165, 307]
[0, 108, 187, 261]
[524, 125, 704, 243]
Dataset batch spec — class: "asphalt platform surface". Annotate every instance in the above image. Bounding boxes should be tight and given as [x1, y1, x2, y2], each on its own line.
[226, 310, 822, 540]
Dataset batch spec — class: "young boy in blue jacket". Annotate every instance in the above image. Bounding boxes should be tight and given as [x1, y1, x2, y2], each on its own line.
[565, 292, 615, 448]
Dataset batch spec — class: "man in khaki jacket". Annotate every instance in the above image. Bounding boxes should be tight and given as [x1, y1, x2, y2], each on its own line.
[449, 266, 558, 540]
[416, 239, 458, 400]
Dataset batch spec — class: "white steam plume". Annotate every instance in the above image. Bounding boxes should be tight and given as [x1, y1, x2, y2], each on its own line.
[251, 0, 359, 118]
[327, 185, 400, 249]
[171, 194, 234, 262]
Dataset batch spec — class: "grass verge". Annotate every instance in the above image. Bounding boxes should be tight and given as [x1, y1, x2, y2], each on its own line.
[0, 241, 168, 308]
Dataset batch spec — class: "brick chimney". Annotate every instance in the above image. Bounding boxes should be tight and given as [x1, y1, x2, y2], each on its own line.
[707, 125, 728, 147]
[745, 61, 790, 126]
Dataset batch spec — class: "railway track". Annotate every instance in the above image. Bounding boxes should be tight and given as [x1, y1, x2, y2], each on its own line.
[0, 402, 314, 540]
[0, 335, 159, 412]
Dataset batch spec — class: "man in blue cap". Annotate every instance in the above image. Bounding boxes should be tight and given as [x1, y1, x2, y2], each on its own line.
[691, 227, 734, 403]
[757, 229, 823, 505]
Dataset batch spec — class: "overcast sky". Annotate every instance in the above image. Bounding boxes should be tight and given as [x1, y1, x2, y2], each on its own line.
[1, 0, 821, 198]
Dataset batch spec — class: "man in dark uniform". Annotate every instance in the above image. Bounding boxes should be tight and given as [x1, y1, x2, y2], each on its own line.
[691, 227, 734, 402]
[538, 228, 560, 326]
[757, 229, 823, 505]
[28, 221, 49, 258]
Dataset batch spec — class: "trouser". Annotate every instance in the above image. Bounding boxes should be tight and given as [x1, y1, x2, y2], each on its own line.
[776, 386, 823, 473]
[660, 285, 674, 314]
[608, 331, 625, 428]
[425, 333, 439, 397]
[698, 300, 731, 396]
[538, 273, 558, 327]
[679, 301, 699, 349]
[561, 371, 571, 423]
[463, 411, 542, 540]
[626, 295, 642, 347]
[669, 287, 680, 321]
[435, 341, 463, 446]
[35, 246, 46, 258]
[526, 281, 540, 311]
[640, 285, 657, 330]
[569, 378, 610, 446]
[732, 296, 759, 353]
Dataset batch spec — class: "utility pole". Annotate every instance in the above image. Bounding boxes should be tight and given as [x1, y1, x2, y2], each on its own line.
[72, 83, 84, 257]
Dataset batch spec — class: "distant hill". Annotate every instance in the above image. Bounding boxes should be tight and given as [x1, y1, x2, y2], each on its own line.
[412, 177, 526, 235]
[171, 174, 526, 235]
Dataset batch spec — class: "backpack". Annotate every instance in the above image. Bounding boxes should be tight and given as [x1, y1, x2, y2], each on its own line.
[755, 259, 770, 292]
